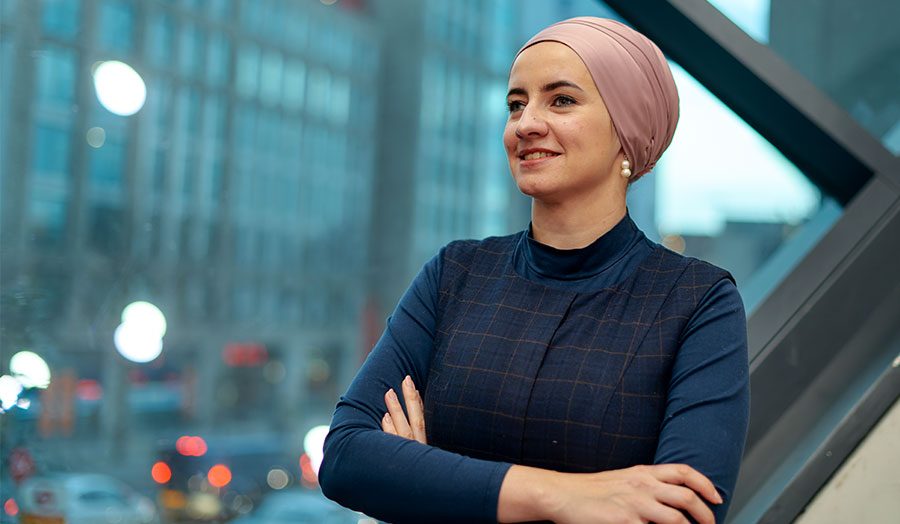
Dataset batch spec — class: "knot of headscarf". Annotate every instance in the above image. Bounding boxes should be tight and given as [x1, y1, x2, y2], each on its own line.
[516, 17, 679, 181]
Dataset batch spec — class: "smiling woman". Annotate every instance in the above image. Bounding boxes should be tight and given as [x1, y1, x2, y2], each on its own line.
[503, 41, 625, 247]
[319, 16, 749, 524]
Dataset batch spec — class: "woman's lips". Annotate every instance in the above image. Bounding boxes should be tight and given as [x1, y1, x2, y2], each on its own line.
[518, 151, 560, 168]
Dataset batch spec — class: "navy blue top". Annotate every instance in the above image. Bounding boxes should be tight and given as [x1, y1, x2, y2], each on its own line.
[320, 214, 750, 523]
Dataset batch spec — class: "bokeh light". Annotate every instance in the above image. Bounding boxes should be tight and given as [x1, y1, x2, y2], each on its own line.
[92, 60, 147, 116]
[186, 492, 220, 519]
[151, 462, 172, 484]
[121, 301, 167, 338]
[299, 453, 317, 484]
[230, 494, 253, 514]
[86, 126, 106, 148]
[76, 379, 103, 401]
[3, 498, 18, 517]
[176, 436, 208, 457]
[0, 376, 23, 412]
[115, 301, 166, 363]
[9, 351, 51, 389]
[207, 464, 232, 488]
[303, 425, 330, 475]
[266, 468, 290, 490]
[114, 322, 163, 363]
[159, 489, 187, 510]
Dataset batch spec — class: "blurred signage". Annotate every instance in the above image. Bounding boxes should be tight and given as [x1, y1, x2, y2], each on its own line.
[221, 342, 268, 367]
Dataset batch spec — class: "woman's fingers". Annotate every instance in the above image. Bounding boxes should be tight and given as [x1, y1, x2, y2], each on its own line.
[382, 377, 428, 444]
[648, 463, 723, 505]
[384, 388, 413, 439]
[654, 483, 715, 524]
[402, 375, 427, 444]
[637, 502, 691, 524]
[381, 412, 396, 435]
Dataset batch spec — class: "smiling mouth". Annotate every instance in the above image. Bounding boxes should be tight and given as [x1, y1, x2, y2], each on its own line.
[520, 151, 560, 160]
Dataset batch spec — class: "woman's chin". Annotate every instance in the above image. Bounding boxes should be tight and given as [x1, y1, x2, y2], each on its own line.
[515, 178, 564, 203]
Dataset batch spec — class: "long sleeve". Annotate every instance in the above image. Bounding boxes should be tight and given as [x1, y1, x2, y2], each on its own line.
[318, 251, 511, 523]
[653, 278, 751, 523]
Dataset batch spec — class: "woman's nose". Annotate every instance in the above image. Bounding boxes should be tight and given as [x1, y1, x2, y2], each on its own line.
[515, 106, 548, 137]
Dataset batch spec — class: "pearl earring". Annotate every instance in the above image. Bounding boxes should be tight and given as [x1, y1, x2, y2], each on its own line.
[621, 159, 632, 179]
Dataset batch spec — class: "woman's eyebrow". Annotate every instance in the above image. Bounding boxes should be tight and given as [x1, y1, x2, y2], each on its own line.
[542, 80, 583, 92]
[507, 80, 584, 98]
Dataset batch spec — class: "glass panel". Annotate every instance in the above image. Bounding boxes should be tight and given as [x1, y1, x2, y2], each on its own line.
[146, 11, 175, 68]
[707, 0, 900, 155]
[97, 0, 134, 53]
[36, 45, 78, 108]
[0, 1, 844, 524]
[42, 0, 81, 40]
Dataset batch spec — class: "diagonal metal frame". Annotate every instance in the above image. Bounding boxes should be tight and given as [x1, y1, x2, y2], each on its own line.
[603, 1, 900, 522]
[606, 0, 900, 203]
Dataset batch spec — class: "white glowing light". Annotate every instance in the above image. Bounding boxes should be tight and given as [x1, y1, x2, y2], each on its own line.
[114, 322, 163, 363]
[121, 301, 167, 338]
[10, 351, 51, 389]
[266, 468, 290, 490]
[0, 375, 23, 411]
[92, 60, 147, 116]
[303, 425, 330, 475]
[86, 126, 106, 148]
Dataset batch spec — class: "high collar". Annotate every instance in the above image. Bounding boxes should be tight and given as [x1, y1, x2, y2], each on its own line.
[518, 212, 641, 281]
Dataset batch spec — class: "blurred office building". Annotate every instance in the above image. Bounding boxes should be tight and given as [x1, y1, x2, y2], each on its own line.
[0, 0, 535, 502]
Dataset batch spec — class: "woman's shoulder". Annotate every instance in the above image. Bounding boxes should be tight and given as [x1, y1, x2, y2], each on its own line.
[642, 242, 735, 286]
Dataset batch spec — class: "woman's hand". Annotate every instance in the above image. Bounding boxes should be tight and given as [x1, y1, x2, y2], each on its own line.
[499, 463, 721, 524]
[381, 375, 427, 444]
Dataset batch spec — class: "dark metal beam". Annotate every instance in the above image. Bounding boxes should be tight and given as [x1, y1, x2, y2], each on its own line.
[603, 0, 900, 204]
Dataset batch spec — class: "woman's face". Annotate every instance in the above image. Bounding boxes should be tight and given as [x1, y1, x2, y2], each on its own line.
[503, 42, 623, 204]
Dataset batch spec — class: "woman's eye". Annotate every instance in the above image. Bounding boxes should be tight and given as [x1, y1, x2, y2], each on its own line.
[553, 95, 576, 107]
[507, 100, 525, 113]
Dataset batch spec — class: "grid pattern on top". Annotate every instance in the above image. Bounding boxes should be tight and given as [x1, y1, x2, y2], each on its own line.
[424, 233, 731, 472]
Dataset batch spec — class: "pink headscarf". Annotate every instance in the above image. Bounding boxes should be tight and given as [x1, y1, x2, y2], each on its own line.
[516, 17, 679, 180]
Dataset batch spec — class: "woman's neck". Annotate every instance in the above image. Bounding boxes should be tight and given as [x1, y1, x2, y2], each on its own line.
[530, 195, 627, 250]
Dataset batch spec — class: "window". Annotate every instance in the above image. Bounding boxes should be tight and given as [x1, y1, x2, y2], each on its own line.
[42, 0, 80, 40]
[97, 0, 134, 53]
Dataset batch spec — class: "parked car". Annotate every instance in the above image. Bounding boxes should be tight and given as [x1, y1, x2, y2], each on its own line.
[230, 489, 369, 524]
[17, 472, 159, 524]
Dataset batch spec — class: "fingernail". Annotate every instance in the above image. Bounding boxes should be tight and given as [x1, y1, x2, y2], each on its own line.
[715, 491, 723, 504]
[388, 388, 397, 401]
[383, 412, 392, 424]
[404, 375, 413, 387]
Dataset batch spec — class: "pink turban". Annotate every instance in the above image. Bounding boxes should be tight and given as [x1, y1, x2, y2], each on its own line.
[516, 17, 679, 180]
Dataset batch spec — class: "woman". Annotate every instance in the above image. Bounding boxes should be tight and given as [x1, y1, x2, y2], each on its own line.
[319, 17, 749, 524]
